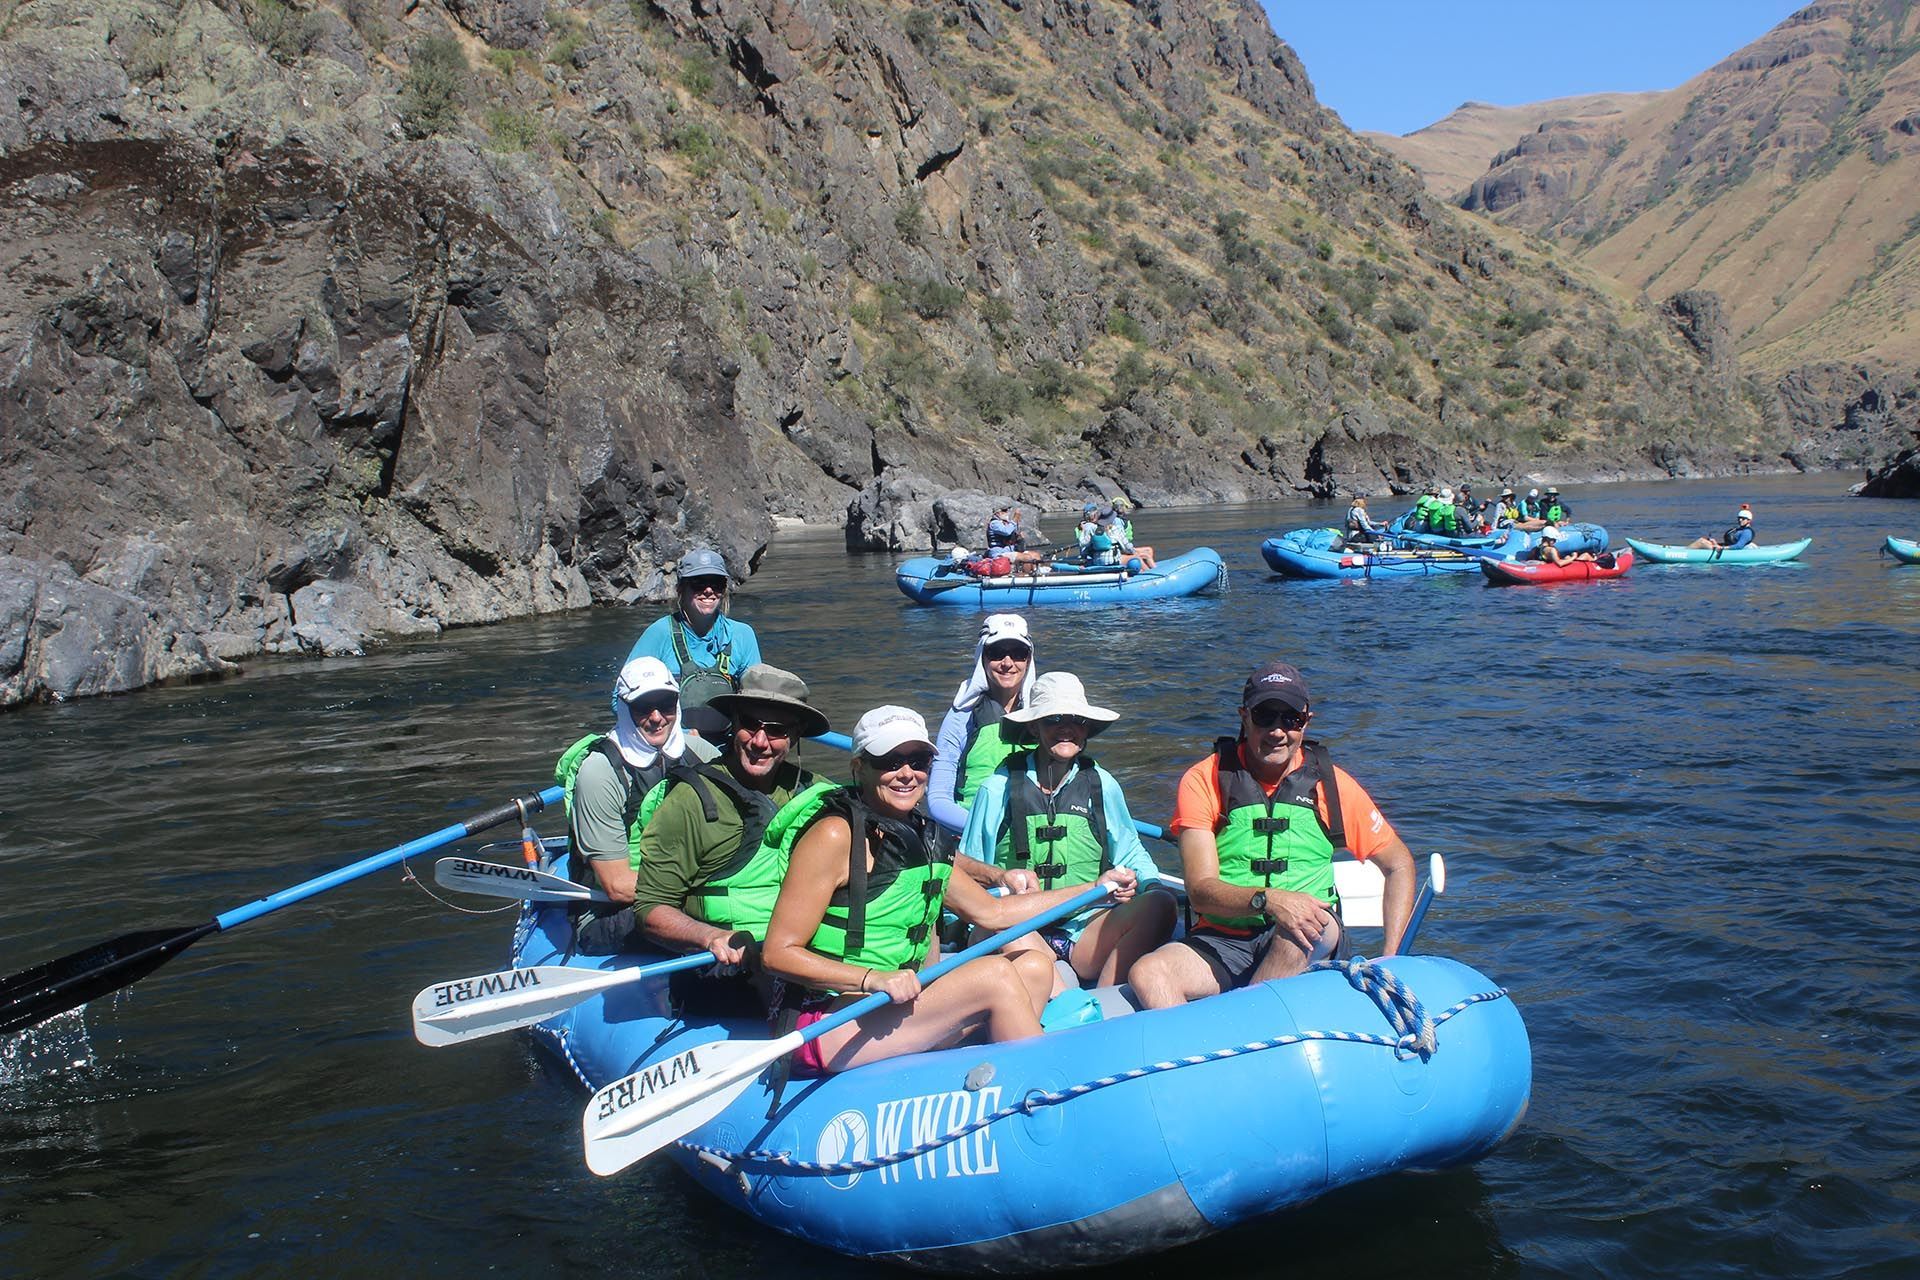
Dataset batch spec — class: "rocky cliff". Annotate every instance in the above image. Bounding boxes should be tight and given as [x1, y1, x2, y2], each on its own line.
[0, 0, 1788, 705]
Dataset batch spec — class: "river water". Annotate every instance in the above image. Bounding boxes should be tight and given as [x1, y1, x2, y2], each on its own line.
[3, 474, 1917, 1278]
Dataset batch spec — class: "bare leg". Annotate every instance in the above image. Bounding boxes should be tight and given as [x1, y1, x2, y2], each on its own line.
[812, 955, 1043, 1071]
[1070, 891, 1178, 987]
[1127, 939, 1225, 1010]
[1686, 537, 1717, 550]
[1246, 919, 1341, 984]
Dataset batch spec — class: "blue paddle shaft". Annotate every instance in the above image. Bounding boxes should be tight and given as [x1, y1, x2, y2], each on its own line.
[215, 785, 565, 930]
[1399, 880, 1436, 954]
[806, 734, 1171, 843]
[795, 881, 1112, 1049]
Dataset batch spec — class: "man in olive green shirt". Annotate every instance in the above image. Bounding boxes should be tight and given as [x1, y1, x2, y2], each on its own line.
[629, 664, 830, 966]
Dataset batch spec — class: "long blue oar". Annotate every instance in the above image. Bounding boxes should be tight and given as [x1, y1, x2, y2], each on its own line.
[809, 731, 1174, 844]
[0, 786, 563, 1037]
[583, 880, 1116, 1175]
[412, 951, 720, 1047]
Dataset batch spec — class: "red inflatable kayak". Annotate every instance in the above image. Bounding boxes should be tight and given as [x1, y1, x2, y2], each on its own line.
[1481, 547, 1633, 586]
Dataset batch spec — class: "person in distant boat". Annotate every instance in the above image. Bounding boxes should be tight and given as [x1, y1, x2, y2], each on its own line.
[961, 673, 1175, 992]
[1427, 488, 1461, 535]
[1491, 487, 1520, 530]
[623, 548, 763, 738]
[1345, 495, 1387, 542]
[1408, 484, 1441, 532]
[1076, 502, 1121, 564]
[1520, 488, 1543, 520]
[1129, 662, 1416, 1009]
[1529, 525, 1594, 566]
[1688, 506, 1755, 551]
[760, 705, 1138, 1073]
[1450, 486, 1478, 535]
[557, 657, 721, 948]
[986, 504, 1046, 571]
[1104, 496, 1156, 569]
[1541, 486, 1571, 524]
[608, 664, 827, 966]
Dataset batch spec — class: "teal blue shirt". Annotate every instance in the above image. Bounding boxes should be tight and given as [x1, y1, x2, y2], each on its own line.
[959, 760, 1161, 941]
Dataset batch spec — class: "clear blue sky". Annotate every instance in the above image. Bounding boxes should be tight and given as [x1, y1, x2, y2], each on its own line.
[1263, 2, 1811, 136]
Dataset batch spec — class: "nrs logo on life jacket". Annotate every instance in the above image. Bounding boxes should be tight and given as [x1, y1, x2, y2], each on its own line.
[814, 1085, 1004, 1190]
[594, 1048, 702, 1121]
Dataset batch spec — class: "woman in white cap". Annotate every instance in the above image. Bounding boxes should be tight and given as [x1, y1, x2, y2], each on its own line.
[928, 614, 1037, 834]
[1528, 525, 1594, 566]
[1688, 506, 1756, 551]
[961, 672, 1175, 991]
[555, 657, 721, 944]
[761, 706, 1138, 1073]
[622, 547, 763, 733]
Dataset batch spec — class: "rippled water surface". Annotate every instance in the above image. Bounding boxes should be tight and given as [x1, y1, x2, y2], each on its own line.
[4, 474, 1918, 1277]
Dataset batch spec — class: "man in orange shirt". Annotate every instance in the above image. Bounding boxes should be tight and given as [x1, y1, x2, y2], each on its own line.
[1129, 662, 1417, 1009]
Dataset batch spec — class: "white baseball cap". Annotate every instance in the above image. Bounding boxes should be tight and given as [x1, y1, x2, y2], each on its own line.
[979, 613, 1031, 649]
[614, 655, 678, 703]
[1541, 525, 1562, 541]
[851, 705, 935, 758]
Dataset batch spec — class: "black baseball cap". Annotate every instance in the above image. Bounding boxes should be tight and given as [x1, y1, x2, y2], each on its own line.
[1241, 661, 1310, 714]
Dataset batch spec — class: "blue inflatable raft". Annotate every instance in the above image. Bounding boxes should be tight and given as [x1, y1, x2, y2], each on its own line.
[1387, 516, 1609, 557]
[509, 863, 1530, 1271]
[1263, 527, 1525, 580]
[895, 547, 1225, 607]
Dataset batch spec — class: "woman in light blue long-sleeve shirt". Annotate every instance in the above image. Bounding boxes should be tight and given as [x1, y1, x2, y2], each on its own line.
[927, 613, 1036, 834]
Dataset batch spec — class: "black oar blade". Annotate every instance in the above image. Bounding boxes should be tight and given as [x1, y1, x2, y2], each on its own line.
[0, 923, 217, 1036]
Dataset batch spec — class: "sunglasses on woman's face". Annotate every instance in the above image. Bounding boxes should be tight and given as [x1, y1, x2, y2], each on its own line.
[1040, 714, 1091, 730]
[626, 693, 679, 719]
[1247, 704, 1308, 731]
[867, 750, 934, 773]
[983, 642, 1030, 662]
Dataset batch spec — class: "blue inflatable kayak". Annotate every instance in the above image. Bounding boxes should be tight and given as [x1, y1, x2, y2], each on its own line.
[1883, 536, 1920, 565]
[1624, 536, 1811, 564]
[895, 547, 1225, 607]
[1261, 528, 1512, 580]
[507, 863, 1530, 1271]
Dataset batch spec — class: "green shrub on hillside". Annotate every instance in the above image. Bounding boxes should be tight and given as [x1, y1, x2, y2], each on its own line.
[954, 364, 1025, 423]
[909, 278, 964, 319]
[485, 108, 542, 151]
[400, 36, 467, 138]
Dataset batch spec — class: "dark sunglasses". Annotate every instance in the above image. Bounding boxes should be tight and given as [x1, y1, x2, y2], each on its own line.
[625, 693, 679, 718]
[1248, 703, 1308, 731]
[683, 577, 728, 595]
[983, 642, 1030, 661]
[1040, 714, 1091, 730]
[735, 713, 794, 742]
[867, 750, 934, 773]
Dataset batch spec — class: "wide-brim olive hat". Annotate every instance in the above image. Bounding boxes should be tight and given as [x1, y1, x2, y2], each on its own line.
[707, 663, 830, 739]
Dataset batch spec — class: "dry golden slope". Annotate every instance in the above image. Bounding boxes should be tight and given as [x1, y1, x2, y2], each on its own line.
[1366, 93, 1657, 200]
[1454, 0, 1920, 375]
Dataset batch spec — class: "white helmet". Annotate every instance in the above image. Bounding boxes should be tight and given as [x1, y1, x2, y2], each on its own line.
[1439, 487, 1454, 501]
[1540, 525, 1562, 541]
[1528, 488, 1540, 498]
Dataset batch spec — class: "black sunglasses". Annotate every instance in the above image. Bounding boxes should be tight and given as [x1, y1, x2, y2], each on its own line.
[983, 642, 1030, 661]
[1040, 714, 1091, 730]
[625, 692, 679, 718]
[1248, 703, 1308, 731]
[867, 750, 934, 773]
[735, 713, 794, 742]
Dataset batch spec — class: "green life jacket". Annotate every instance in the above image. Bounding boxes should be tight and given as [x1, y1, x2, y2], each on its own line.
[556, 733, 672, 886]
[1411, 496, 1436, 528]
[802, 788, 953, 977]
[670, 614, 736, 710]
[1543, 502, 1566, 523]
[995, 753, 1110, 890]
[955, 701, 1018, 809]
[669, 766, 820, 940]
[1430, 504, 1460, 534]
[1202, 736, 1347, 932]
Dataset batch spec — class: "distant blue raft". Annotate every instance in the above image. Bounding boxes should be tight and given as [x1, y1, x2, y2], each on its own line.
[514, 874, 1531, 1271]
[895, 547, 1225, 607]
[1263, 527, 1521, 580]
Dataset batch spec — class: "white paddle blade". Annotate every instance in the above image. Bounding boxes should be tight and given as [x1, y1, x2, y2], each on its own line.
[411, 965, 642, 1047]
[432, 857, 611, 904]
[1333, 859, 1386, 928]
[582, 1034, 799, 1176]
[1429, 852, 1447, 896]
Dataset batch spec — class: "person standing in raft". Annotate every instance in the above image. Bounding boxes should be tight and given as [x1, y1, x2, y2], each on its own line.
[623, 548, 763, 737]
[1688, 506, 1755, 551]
[1529, 525, 1593, 566]
[960, 673, 1175, 991]
[759, 706, 1138, 1073]
[1345, 495, 1387, 543]
[556, 657, 721, 949]
[600, 665, 827, 966]
[1128, 662, 1416, 1009]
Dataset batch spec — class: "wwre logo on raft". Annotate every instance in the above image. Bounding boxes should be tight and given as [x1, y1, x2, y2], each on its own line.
[814, 1086, 1004, 1190]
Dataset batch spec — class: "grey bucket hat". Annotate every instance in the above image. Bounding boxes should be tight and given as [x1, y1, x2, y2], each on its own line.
[707, 663, 830, 739]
